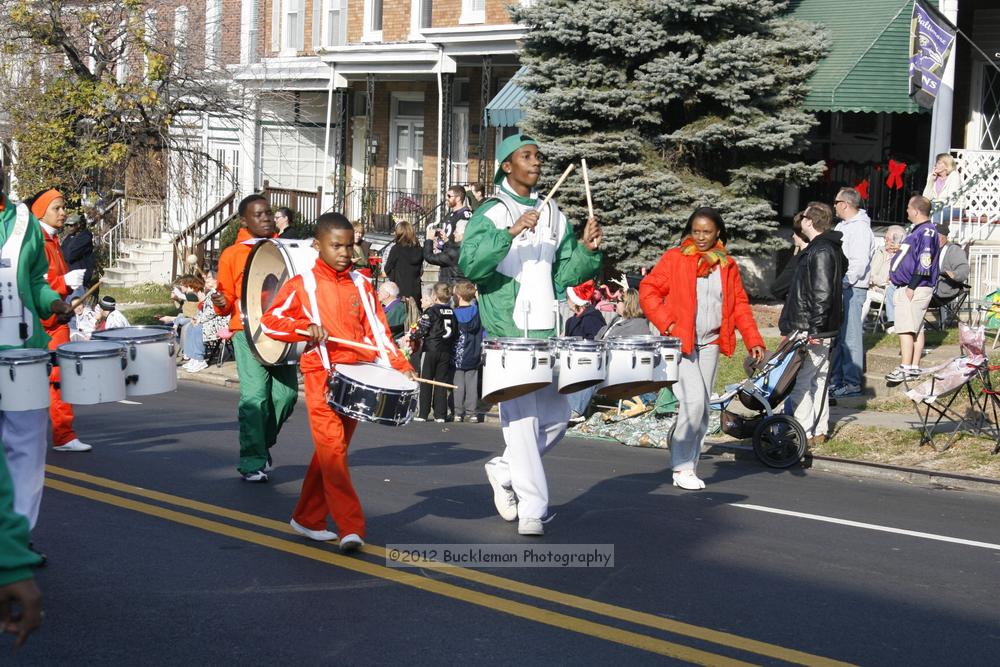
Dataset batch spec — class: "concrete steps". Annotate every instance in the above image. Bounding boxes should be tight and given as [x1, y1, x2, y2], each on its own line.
[101, 236, 174, 286]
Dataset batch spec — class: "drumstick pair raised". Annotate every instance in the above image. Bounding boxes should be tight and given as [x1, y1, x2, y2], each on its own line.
[293, 329, 457, 389]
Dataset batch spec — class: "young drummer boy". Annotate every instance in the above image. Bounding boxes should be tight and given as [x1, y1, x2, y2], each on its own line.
[260, 213, 414, 553]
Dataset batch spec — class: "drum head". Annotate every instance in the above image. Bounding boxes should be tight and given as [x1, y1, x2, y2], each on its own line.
[93, 325, 173, 344]
[0, 348, 50, 363]
[333, 363, 417, 391]
[58, 341, 125, 358]
[242, 239, 319, 366]
[481, 381, 550, 404]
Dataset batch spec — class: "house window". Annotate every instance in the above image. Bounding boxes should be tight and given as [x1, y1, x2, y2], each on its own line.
[285, 0, 305, 52]
[364, 0, 383, 40]
[205, 0, 223, 68]
[460, 0, 485, 24]
[326, 0, 346, 46]
[421, 0, 433, 30]
[143, 9, 157, 79]
[173, 7, 189, 73]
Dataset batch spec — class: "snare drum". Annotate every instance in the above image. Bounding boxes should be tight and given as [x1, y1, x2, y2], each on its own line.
[326, 362, 418, 426]
[92, 326, 177, 397]
[550, 337, 606, 394]
[597, 336, 659, 401]
[0, 349, 51, 411]
[242, 239, 319, 366]
[56, 341, 128, 404]
[481, 338, 553, 403]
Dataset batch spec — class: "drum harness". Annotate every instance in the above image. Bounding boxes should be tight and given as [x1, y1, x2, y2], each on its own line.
[300, 267, 394, 376]
[0, 204, 35, 346]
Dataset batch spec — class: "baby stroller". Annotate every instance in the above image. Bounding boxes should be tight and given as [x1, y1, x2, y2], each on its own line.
[709, 331, 811, 468]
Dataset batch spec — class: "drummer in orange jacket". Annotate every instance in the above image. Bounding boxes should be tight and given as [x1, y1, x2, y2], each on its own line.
[212, 194, 298, 482]
[260, 213, 414, 553]
[30, 189, 90, 453]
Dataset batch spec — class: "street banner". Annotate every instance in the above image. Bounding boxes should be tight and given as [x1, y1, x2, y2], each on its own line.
[908, 0, 957, 109]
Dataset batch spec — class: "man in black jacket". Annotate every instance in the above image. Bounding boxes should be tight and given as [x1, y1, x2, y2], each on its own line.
[778, 202, 847, 446]
[61, 214, 96, 289]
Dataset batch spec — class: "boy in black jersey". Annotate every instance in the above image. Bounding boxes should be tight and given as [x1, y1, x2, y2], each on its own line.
[412, 282, 458, 422]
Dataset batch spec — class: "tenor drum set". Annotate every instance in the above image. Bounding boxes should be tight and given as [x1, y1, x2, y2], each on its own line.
[0, 325, 179, 410]
[480, 335, 681, 404]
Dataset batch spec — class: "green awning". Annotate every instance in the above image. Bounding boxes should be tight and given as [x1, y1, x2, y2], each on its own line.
[485, 67, 530, 128]
[789, 0, 924, 114]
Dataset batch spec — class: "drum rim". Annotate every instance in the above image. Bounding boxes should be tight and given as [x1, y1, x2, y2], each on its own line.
[483, 337, 551, 351]
[605, 339, 659, 350]
[241, 238, 311, 367]
[57, 341, 127, 358]
[0, 349, 51, 364]
[331, 363, 418, 394]
[92, 325, 174, 344]
[551, 338, 605, 351]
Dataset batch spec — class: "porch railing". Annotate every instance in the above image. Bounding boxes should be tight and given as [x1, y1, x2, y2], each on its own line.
[172, 191, 237, 278]
[947, 150, 1000, 242]
[262, 181, 323, 224]
[799, 160, 925, 226]
[341, 186, 440, 235]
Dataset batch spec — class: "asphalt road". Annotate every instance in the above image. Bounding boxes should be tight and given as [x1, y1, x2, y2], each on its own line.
[9, 381, 1000, 665]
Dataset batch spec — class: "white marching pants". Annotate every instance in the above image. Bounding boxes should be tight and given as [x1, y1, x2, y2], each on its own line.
[671, 344, 720, 473]
[492, 382, 571, 520]
[1, 408, 50, 529]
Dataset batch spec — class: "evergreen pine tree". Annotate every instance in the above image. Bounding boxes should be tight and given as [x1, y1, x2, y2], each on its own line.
[512, 0, 829, 270]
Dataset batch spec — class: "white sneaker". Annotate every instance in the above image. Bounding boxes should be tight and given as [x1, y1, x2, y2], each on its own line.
[412, 417, 426, 422]
[339, 533, 364, 553]
[485, 460, 518, 521]
[434, 418, 446, 423]
[186, 359, 209, 373]
[53, 438, 92, 452]
[289, 519, 338, 542]
[518, 518, 544, 536]
[672, 470, 705, 490]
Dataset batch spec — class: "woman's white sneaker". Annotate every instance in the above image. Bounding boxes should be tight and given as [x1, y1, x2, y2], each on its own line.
[289, 519, 338, 541]
[672, 470, 705, 490]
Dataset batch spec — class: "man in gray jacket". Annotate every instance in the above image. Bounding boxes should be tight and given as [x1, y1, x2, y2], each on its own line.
[930, 222, 970, 323]
[830, 187, 875, 398]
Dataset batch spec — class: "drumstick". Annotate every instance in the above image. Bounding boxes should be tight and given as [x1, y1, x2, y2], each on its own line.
[294, 329, 380, 352]
[581, 158, 594, 218]
[538, 163, 575, 212]
[69, 281, 101, 310]
[414, 377, 458, 390]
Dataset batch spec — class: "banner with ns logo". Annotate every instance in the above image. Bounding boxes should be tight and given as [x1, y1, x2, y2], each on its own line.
[908, 0, 958, 110]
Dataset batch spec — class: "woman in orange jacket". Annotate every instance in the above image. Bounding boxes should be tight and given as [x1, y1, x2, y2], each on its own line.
[639, 207, 765, 490]
[260, 213, 414, 553]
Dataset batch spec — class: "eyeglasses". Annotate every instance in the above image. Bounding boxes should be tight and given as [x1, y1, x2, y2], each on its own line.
[833, 200, 846, 205]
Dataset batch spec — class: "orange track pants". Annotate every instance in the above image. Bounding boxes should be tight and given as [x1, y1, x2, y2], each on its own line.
[47, 325, 76, 446]
[292, 370, 364, 538]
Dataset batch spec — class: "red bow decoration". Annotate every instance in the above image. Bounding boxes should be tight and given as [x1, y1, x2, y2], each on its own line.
[886, 159, 907, 190]
[853, 178, 870, 200]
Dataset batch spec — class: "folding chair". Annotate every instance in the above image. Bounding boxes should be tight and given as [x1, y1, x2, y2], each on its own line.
[204, 328, 234, 368]
[906, 324, 1000, 454]
[862, 287, 888, 333]
[928, 280, 971, 331]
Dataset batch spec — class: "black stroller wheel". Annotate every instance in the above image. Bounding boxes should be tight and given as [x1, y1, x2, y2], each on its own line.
[752, 415, 806, 468]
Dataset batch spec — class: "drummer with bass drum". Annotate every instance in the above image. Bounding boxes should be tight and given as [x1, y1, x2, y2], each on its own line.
[458, 134, 602, 537]
[260, 213, 415, 554]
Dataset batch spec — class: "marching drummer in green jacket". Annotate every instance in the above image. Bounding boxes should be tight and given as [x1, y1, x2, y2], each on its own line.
[459, 134, 602, 536]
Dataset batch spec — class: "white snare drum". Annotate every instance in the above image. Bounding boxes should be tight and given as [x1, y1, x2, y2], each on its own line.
[0, 349, 51, 411]
[242, 239, 319, 366]
[481, 338, 553, 403]
[56, 341, 127, 404]
[597, 336, 659, 401]
[92, 326, 177, 397]
[633, 336, 682, 394]
[326, 363, 418, 426]
[550, 337, 606, 394]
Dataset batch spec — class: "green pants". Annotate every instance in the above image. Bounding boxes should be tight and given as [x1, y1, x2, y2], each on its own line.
[232, 331, 299, 474]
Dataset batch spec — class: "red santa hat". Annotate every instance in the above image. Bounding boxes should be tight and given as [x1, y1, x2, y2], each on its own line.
[566, 280, 596, 306]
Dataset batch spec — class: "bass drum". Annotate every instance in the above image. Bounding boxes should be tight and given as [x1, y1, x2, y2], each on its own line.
[241, 238, 319, 366]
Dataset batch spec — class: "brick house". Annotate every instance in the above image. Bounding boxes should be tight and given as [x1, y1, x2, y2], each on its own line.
[226, 0, 526, 232]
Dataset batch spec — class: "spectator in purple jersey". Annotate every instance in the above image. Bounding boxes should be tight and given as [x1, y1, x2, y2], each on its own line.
[885, 196, 940, 384]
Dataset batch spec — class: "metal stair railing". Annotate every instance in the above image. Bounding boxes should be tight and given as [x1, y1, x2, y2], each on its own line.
[172, 191, 238, 279]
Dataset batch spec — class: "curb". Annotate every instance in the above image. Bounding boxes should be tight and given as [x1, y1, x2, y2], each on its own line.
[178, 370, 1000, 496]
[705, 442, 1000, 496]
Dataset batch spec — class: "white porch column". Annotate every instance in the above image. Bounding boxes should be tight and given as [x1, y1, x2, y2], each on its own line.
[928, 0, 960, 168]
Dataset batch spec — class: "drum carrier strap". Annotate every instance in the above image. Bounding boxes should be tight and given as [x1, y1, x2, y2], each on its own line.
[0, 204, 34, 345]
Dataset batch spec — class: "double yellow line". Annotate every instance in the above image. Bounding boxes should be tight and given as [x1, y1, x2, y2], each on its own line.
[45, 465, 851, 666]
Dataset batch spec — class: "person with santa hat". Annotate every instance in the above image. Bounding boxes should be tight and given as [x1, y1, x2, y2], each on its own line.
[564, 280, 606, 422]
[458, 134, 602, 536]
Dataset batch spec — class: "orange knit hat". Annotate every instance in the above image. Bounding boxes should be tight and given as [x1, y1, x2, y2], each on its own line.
[30, 189, 64, 219]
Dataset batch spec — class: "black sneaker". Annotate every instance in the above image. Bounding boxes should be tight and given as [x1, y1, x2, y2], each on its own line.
[241, 470, 268, 483]
[28, 542, 47, 568]
[264, 454, 273, 472]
